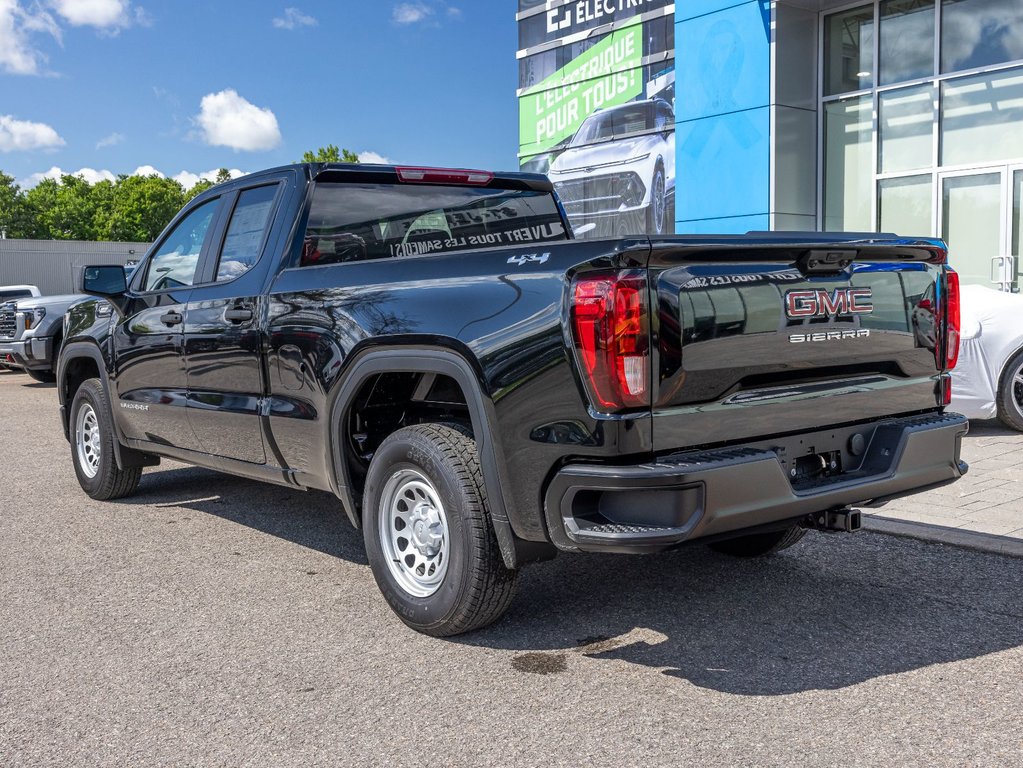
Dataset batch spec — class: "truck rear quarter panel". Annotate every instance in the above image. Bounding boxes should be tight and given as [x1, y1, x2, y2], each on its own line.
[265, 238, 651, 541]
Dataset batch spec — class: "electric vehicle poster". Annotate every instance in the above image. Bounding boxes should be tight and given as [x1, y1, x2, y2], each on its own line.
[518, 4, 676, 238]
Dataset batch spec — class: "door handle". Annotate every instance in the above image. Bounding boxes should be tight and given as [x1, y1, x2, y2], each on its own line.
[160, 311, 183, 327]
[224, 307, 254, 323]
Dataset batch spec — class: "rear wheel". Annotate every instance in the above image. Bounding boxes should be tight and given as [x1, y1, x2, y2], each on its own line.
[996, 349, 1023, 432]
[70, 378, 142, 500]
[363, 423, 518, 637]
[708, 525, 806, 557]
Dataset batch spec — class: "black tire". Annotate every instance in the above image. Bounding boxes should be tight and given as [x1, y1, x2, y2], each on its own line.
[69, 378, 142, 500]
[26, 368, 56, 383]
[646, 163, 666, 235]
[996, 349, 1023, 432]
[363, 423, 518, 637]
[708, 525, 807, 558]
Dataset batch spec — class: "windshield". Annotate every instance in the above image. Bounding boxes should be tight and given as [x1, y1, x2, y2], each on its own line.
[0, 289, 33, 299]
[570, 102, 657, 147]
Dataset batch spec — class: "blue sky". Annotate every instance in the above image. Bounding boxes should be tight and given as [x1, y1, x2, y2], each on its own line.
[0, 0, 519, 188]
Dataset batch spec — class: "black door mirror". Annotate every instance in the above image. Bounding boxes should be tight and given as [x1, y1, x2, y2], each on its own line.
[80, 265, 131, 314]
[81, 265, 128, 295]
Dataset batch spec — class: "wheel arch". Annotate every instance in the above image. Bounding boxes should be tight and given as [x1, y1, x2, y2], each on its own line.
[58, 341, 157, 470]
[326, 346, 540, 569]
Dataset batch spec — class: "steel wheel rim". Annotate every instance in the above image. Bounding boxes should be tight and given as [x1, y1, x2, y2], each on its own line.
[1012, 361, 1023, 421]
[75, 403, 101, 479]
[378, 468, 450, 598]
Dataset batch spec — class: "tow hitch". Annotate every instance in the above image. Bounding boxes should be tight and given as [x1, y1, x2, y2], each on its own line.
[804, 508, 862, 533]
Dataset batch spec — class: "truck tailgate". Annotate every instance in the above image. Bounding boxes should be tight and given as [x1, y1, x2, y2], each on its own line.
[648, 237, 950, 452]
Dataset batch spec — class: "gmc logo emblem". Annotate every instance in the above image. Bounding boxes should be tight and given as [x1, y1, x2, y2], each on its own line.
[785, 288, 873, 319]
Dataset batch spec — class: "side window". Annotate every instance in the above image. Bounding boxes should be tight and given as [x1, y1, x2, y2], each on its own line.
[215, 185, 279, 282]
[656, 103, 672, 131]
[143, 199, 218, 292]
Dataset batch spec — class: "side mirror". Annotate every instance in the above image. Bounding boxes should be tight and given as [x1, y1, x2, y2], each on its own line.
[80, 265, 130, 314]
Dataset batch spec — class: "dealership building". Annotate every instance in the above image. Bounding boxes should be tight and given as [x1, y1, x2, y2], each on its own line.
[516, 0, 1023, 292]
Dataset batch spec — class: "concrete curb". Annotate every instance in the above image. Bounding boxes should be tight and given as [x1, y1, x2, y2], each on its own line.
[864, 515, 1023, 559]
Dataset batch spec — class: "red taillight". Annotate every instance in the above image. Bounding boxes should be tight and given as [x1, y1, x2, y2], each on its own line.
[395, 167, 493, 185]
[571, 273, 650, 411]
[945, 270, 961, 369]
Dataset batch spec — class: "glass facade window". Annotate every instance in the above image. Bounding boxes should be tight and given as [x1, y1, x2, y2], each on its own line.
[824, 97, 873, 231]
[879, 85, 934, 172]
[1014, 170, 1023, 258]
[824, 5, 875, 96]
[879, 0, 934, 85]
[940, 67, 1023, 167]
[879, 175, 933, 235]
[941, 0, 1023, 73]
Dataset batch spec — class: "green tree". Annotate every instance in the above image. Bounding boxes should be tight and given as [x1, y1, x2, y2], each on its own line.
[0, 172, 36, 239]
[185, 179, 215, 200]
[300, 144, 359, 163]
[24, 174, 108, 240]
[214, 168, 232, 184]
[105, 175, 186, 242]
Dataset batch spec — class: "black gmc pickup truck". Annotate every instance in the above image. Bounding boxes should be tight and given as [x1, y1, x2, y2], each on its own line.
[59, 162, 968, 636]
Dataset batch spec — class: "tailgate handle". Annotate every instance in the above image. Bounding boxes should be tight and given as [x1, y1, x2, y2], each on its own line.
[797, 249, 856, 276]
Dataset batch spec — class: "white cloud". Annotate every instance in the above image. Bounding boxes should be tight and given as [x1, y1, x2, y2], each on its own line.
[358, 151, 391, 165]
[446, 6, 461, 18]
[195, 89, 281, 152]
[131, 164, 162, 177]
[0, 0, 61, 75]
[0, 114, 65, 151]
[73, 166, 116, 183]
[393, 2, 431, 24]
[48, 0, 137, 31]
[172, 168, 246, 189]
[19, 164, 247, 190]
[20, 165, 116, 186]
[96, 131, 124, 149]
[272, 7, 316, 30]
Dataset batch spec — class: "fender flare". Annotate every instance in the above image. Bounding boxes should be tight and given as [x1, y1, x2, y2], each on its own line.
[58, 341, 157, 471]
[326, 346, 542, 570]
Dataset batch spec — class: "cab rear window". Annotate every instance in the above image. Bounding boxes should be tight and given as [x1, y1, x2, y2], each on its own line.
[301, 183, 567, 265]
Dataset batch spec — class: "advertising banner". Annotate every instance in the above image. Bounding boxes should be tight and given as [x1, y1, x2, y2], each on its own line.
[518, 3, 676, 239]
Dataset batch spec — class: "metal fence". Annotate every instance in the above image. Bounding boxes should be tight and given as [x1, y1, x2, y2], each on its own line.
[0, 239, 150, 296]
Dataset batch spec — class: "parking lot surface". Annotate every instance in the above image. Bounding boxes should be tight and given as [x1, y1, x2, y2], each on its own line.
[2, 370, 1022, 767]
[867, 419, 1023, 553]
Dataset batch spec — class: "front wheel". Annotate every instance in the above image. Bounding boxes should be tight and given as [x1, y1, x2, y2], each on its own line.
[70, 378, 142, 500]
[363, 423, 518, 637]
[646, 164, 666, 235]
[997, 349, 1023, 432]
[707, 525, 806, 557]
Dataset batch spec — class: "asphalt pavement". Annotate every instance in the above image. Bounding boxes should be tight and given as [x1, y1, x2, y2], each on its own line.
[2, 369, 1022, 767]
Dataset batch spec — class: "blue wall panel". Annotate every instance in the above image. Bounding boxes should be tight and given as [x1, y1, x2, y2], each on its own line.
[675, 106, 770, 222]
[675, 0, 773, 233]
[677, 213, 770, 235]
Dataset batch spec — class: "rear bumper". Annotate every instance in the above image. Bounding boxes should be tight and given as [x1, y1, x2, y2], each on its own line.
[543, 412, 969, 553]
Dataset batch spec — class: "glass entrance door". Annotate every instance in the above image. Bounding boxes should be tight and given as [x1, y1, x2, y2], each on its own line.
[1012, 168, 1022, 292]
[941, 171, 1003, 289]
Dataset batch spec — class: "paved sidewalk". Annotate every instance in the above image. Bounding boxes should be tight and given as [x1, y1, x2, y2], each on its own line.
[865, 420, 1023, 556]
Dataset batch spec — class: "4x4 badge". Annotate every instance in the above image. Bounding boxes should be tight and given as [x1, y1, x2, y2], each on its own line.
[507, 252, 550, 267]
